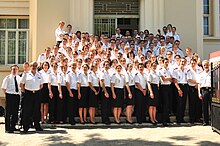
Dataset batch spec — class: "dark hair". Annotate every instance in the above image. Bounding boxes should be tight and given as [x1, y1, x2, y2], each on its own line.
[41, 61, 50, 70]
[163, 58, 169, 63]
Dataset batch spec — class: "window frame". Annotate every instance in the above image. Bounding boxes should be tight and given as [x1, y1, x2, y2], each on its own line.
[0, 16, 29, 65]
[203, 0, 211, 36]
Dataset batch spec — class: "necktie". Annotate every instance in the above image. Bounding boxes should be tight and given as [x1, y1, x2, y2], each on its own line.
[14, 76, 19, 92]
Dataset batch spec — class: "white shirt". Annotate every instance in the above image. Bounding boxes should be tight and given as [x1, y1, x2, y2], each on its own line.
[159, 67, 172, 85]
[55, 27, 65, 41]
[172, 67, 188, 84]
[88, 72, 99, 87]
[111, 73, 125, 89]
[134, 72, 147, 89]
[1, 74, 21, 94]
[187, 67, 203, 86]
[99, 70, 111, 87]
[57, 72, 67, 86]
[197, 70, 211, 88]
[37, 53, 49, 63]
[125, 71, 135, 86]
[48, 71, 58, 86]
[66, 71, 78, 90]
[39, 69, 51, 83]
[20, 72, 43, 91]
[147, 71, 160, 85]
[77, 72, 89, 87]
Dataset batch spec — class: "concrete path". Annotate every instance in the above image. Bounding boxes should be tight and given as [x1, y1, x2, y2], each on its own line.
[0, 117, 219, 146]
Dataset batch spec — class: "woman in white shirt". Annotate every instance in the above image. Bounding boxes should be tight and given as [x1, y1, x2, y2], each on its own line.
[39, 61, 51, 123]
[48, 62, 59, 123]
[147, 62, 160, 125]
[88, 64, 100, 124]
[125, 63, 135, 124]
[111, 64, 125, 124]
[77, 64, 90, 124]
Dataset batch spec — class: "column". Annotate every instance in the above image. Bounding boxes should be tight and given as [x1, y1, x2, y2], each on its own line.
[70, 0, 94, 34]
[139, 0, 164, 33]
[195, 0, 204, 58]
[213, 0, 220, 37]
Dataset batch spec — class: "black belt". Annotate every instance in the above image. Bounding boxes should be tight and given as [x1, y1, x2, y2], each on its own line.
[178, 83, 187, 86]
[201, 87, 211, 90]
[25, 89, 40, 94]
[6, 93, 20, 96]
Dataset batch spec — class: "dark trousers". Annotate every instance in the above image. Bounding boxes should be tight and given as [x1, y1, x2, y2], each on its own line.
[160, 85, 172, 124]
[201, 88, 211, 124]
[49, 86, 58, 122]
[101, 87, 112, 123]
[171, 83, 177, 115]
[188, 86, 202, 122]
[176, 84, 187, 123]
[56, 86, 68, 122]
[22, 90, 41, 131]
[68, 89, 78, 123]
[5, 93, 20, 132]
[135, 89, 147, 124]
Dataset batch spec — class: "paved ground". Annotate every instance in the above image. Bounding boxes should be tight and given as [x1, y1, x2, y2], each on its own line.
[0, 117, 220, 146]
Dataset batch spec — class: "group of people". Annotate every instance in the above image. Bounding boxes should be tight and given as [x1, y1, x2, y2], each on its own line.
[1, 21, 212, 134]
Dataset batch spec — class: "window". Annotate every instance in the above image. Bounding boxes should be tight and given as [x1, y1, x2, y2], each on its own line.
[203, 0, 210, 35]
[0, 18, 29, 65]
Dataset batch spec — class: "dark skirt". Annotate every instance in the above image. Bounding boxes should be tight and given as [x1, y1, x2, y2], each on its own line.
[41, 83, 49, 103]
[89, 87, 99, 108]
[78, 87, 89, 108]
[125, 85, 135, 106]
[148, 84, 159, 107]
[112, 88, 124, 108]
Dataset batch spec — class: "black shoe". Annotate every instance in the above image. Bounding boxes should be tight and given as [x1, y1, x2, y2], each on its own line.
[163, 123, 168, 127]
[126, 120, 133, 124]
[20, 128, 28, 134]
[203, 123, 209, 126]
[36, 127, 43, 131]
[181, 120, 187, 123]
[5, 130, 14, 133]
[70, 121, 76, 125]
[104, 121, 111, 125]
[177, 122, 181, 125]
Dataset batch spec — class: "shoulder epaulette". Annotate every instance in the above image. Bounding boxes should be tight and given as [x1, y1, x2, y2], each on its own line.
[135, 73, 138, 75]
[174, 68, 178, 70]
[187, 69, 190, 72]
[41, 53, 44, 56]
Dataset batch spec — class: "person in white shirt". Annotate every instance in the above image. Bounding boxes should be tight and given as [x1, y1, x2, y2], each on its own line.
[2, 64, 21, 133]
[111, 64, 129, 124]
[134, 63, 148, 124]
[187, 59, 203, 124]
[66, 62, 78, 125]
[57, 65, 68, 124]
[100, 60, 112, 125]
[159, 58, 173, 126]
[55, 21, 65, 46]
[48, 62, 59, 124]
[147, 62, 160, 125]
[20, 62, 43, 133]
[37, 47, 51, 64]
[66, 24, 73, 37]
[197, 60, 211, 126]
[125, 63, 135, 124]
[173, 58, 188, 124]
[172, 27, 180, 41]
[88, 64, 100, 124]
[115, 27, 123, 38]
[77, 64, 90, 124]
[39, 61, 51, 124]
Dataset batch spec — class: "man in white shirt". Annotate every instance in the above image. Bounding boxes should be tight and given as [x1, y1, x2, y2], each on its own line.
[197, 60, 211, 126]
[20, 62, 44, 133]
[2, 65, 21, 133]
[55, 21, 65, 46]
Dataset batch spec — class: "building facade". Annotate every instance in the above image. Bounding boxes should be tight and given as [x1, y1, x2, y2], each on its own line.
[0, 0, 219, 106]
